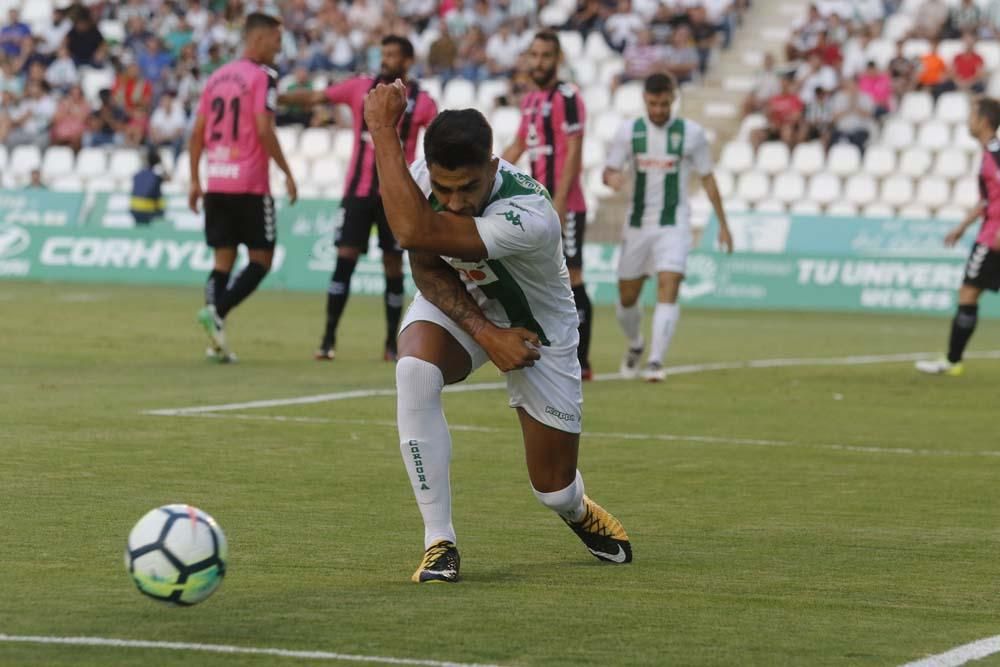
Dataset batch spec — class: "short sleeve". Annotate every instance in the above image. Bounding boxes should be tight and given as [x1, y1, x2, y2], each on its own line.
[409, 158, 432, 198]
[604, 120, 634, 171]
[474, 196, 554, 259]
[558, 84, 584, 135]
[688, 123, 714, 176]
[418, 93, 438, 128]
[254, 66, 278, 114]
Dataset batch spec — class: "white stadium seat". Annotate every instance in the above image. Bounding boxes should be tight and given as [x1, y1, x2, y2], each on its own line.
[736, 171, 770, 202]
[87, 176, 119, 193]
[807, 172, 842, 206]
[572, 59, 598, 88]
[936, 205, 967, 220]
[953, 124, 979, 153]
[75, 147, 108, 180]
[916, 176, 951, 209]
[898, 203, 931, 219]
[932, 148, 968, 180]
[937, 39, 963, 64]
[917, 121, 950, 151]
[310, 156, 342, 186]
[41, 146, 75, 180]
[9, 145, 41, 177]
[790, 200, 822, 214]
[898, 146, 933, 178]
[827, 143, 861, 176]
[477, 79, 509, 113]
[0, 145, 7, 172]
[772, 171, 806, 204]
[953, 177, 981, 206]
[612, 82, 644, 116]
[598, 59, 625, 87]
[586, 167, 614, 200]
[585, 31, 615, 62]
[936, 91, 970, 124]
[442, 79, 476, 109]
[881, 118, 915, 149]
[299, 127, 333, 159]
[593, 110, 624, 144]
[81, 67, 115, 105]
[825, 201, 859, 216]
[738, 113, 767, 141]
[862, 202, 895, 217]
[50, 175, 84, 192]
[582, 137, 604, 170]
[157, 149, 175, 175]
[902, 39, 931, 60]
[899, 91, 934, 124]
[491, 107, 522, 143]
[98, 19, 126, 44]
[844, 173, 878, 206]
[720, 141, 754, 172]
[977, 42, 1000, 70]
[791, 142, 825, 176]
[713, 170, 735, 198]
[582, 85, 609, 116]
[754, 199, 786, 213]
[331, 129, 354, 161]
[863, 145, 897, 177]
[276, 126, 299, 154]
[297, 184, 322, 198]
[866, 39, 895, 68]
[558, 31, 584, 61]
[725, 198, 750, 213]
[109, 149, 142, 179]
[756, 142, 790, 175]
[880, 174, 914, 206]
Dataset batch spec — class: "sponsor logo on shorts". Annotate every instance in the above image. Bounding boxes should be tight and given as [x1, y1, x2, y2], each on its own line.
[967, 243, 989, 279]
[544, 406, 577, 422]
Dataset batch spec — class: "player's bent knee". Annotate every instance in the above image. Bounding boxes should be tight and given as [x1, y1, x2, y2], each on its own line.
[532, 469, 584, 513]
[395, 356, 445, 408]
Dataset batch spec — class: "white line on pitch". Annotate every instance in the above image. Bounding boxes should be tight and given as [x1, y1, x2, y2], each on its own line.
[900, 635, 1000, 667]
[0, 634, 504, 667]
[155, 411, 1000, 458]
[144, 350, 1000, 417]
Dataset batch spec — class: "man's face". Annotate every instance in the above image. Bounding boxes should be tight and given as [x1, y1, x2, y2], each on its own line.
[380, 43, 411, 81]
[969, 108, 984, 136]
[644, 90, 674, 125]
[427, 159, 499, 217]
[250, 25, 283, 64]
[527, 38, 559, 87]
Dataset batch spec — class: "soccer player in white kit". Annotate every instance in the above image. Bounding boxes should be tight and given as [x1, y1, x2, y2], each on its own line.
[603, 73, 733, 382]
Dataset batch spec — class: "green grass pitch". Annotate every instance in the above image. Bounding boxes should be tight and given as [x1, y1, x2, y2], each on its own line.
[1, 280, 999, 666]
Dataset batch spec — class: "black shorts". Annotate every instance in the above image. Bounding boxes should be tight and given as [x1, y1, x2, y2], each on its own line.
[562, 210, 586, 269]
[336, 196, 402, 254]
[963, 242, 1000, 292]
[204, 193, 276, 250]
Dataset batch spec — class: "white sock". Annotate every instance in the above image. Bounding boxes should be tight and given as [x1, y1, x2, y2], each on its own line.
[396, 356, 456, 548]
[532, 470, 586, 522]
[647, 302, 680, 365]
[616, 301, 643, 348]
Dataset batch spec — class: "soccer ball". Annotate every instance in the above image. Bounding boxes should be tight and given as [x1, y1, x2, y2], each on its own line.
[125, 504, 228, 605]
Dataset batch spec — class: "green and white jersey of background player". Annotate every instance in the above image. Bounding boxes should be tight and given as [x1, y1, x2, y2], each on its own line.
[605, 115, 714, 279]
[401, 158, 584, 433]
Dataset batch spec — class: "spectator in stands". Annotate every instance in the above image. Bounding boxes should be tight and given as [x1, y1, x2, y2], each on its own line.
[186, 0, 212, 38]
[465, 0, 504, 34]
[0, 58, 22, 95]
[201, 44, 226, 76]
[889, 39, 917, 96]
[830, 77, 875, 152]
[605, 0, 645, 52]
[123, 102, 150, 147]
[858, 60, 893, 117]
[347, 0, 380, 33]
[947, 0, 983, 39]
[85, 89, 127, 148]
[46, 45, 79, 94]
[0, 9, 30, 58]
[39, 6, 72, 56]
[912, 0, 949, 40]
[325, 16, 359, 73]
[5, 80, 56, 149]
[705, 0, 736, 49]
[741, 52, 782, 117]
[50, 84, 90, 152]
[751, 72, 804, 149]
[799, 85, 834, 146]
[486, 21, 521, 78]
[165, 18, 195, 59]
[841, 28, 874, 80]
[25, 169, 45, 191]
[398, 0, 436, 33]
[149, 91, 187, 156]
[797, 51, 838, 105]
[112, 56, 153, 115]
[277, 67, 316, 126]
[951, 33, 987, 93]
[916, 40, 951, 97]
[566, 0, 604, 38]
[825, 13, 850, 45]
[138, 36, 174, 85]
[688, 5, 720, 75]
[13, 36, 48, 78]
[663, 25, 700, 84]
[458, 25, 489, 82]
[66, 9, 106, 67]
[809, 30, 843, 69]
[176, 65, 204, 113]
[615, 28, 664, 89]
[787, 4, 826, 61]
[124, 16, 151, 53]
[986, 0, 1000, 38]
[427, 23, 458, 83]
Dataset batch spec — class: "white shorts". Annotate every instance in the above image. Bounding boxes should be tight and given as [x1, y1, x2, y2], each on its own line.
[616, 225, 693, 280]
[400, 294, 583, 434]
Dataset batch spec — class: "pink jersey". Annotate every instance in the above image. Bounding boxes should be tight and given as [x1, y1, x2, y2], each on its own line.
[516, 82, 586, 213]
[325, 76, 438, 199]
[198, 58, 278, 195]
[977, 139, 1000, 248]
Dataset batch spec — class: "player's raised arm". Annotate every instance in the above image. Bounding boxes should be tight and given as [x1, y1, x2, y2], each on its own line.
[276, 89, 327, 108]
[365, 80, 488, 259]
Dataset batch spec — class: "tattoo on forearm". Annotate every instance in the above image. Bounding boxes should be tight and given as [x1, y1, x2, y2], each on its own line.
[411, 253, 490, 339]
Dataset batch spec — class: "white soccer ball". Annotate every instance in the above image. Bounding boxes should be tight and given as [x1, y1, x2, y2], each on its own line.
[125, 504, 228, 605]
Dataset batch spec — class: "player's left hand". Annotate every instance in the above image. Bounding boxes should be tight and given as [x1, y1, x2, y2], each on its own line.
[718, 226, 734, 254]
[285, 173, 298, 206]
[363, 79, 406, 133]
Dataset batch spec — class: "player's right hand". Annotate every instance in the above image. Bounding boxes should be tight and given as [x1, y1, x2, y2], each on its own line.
[477, 325, 542, 372]
[286, 174, 298, 205]
[188, 182, 203, 213]
[945, 227, 963, 247]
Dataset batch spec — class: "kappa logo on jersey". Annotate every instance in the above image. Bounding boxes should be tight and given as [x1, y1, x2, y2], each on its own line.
[503, 210, 524, 231]
[450, 259, 499, 286]
[0, 224, 30, 259]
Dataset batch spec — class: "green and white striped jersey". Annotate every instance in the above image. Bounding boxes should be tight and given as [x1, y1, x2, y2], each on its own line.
[409, 158, 579, 350]
[605, 115, 714, 229]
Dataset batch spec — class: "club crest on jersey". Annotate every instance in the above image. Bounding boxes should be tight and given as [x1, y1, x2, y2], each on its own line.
[450, 259, 499, 286]
[669, 132, 682, 150]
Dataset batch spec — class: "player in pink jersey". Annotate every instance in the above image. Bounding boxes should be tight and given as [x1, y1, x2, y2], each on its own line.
[278, 36, 438, 362]
[917, 97, 1000, 376]
[188, 12, 297, 362]
[501, 31, 593, 380]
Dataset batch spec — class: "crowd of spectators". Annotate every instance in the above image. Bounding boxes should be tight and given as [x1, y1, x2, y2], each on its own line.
[746, 0, 998, 154]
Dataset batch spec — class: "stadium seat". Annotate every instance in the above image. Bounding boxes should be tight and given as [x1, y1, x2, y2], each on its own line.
[162, 179, 184, 195]
[297, 184, 322, 198]
[880, 174, 915, 206]
[109, 149, 142, 179]
[421, 77, 443, 104]
[279, 156, 309, 184]
[916, 176, 951, 209]
[49, 175, 84, 192]
[582, 137, 604, 170]
[725, 198, 749, 213]
[299, 127, 332, 159]
[754, 199, 786, 213]
[75, 147, 108, 180]
[880, 118, 915, 149]
[491, 107, 523, 144]
[557, 31, 584, 61]
[790, 200, 822, 214]
[586, 167, 614, 199]
[898, 146, 932, 178]
[87, 176, 119, 193]
[953, 176, 981, 206]
[882, 13, 913, 42]
[598, 59, 624, 87]
[862, 145, 897, 177]
[932, 148, 968, 180]
[977, 41, 1000, 70]
[593, 109, 623, 144]
[539, 3, 570, 26]
[861, 202, 895, 217]
[936, 91, 970, 124]
[9, 145, 41, 177]
[825, 201, 859, 216]
[720, 141, 754, 173]
[19, 0, 51, 27]
[935, 205, 967, 220]
[827, 143, 861, 176]
[582, 84, 609, 116]
[269, 174, 287, 197]
[898, 203, 931, 219]
[612, 82, 644, 116]
[276, 126, 299, 154]
[585, 30, 615, 63]
[713, 170, 735, 198]
[865, 39, 895, 68]
[791, 142, 825, 176]
[902, 39, 931, 60]
[476, 79, 509, 113]
[442, 79, 476, 109]
[0, 145, 7, 172]
[937, 39, 963, 64]
[917, 121, 950, 151]
[81, 67, 115, 105]
[736, 171, 770, 202]
[844, 173, 878, 206]
[772, 171, 806, 204]
[330, 129, 354, 162]
[737, 113, 767, 141]
[310, 156, 342, 186]
[953, 124, 979, 153]
[98, 19, 126, 44]
[806, 172, 842, 206]
[572, 59, 598, 88]
[40, 146, 75, 180]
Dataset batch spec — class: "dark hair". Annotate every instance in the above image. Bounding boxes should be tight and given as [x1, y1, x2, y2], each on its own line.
[532, 30, 561, 56]
[644, 72, 677, 94]
[976, 97, 1000, 131]
[382, 34, 415, 60]
[244, 12, 281, 34]
[424, 109, 493, 170]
